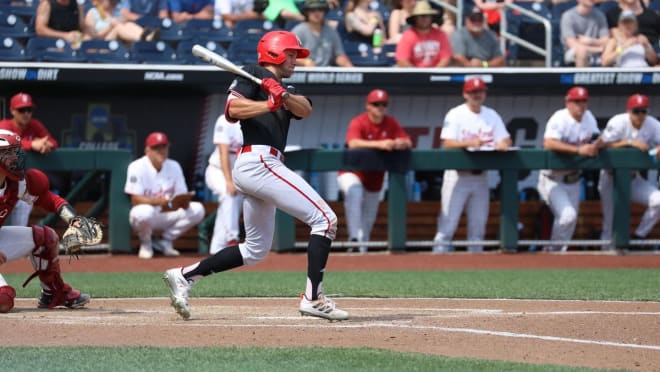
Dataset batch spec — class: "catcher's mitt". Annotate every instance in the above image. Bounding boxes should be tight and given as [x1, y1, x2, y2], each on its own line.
[61, 216, 103, 255]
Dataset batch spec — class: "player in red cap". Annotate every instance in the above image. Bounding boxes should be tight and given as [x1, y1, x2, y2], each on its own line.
[432, 77, 511, 253]
[163, 31, 348, 321]
[598, 94, 660, 250]
[537, 86, 603, 251]
[337, 89, 412, 253]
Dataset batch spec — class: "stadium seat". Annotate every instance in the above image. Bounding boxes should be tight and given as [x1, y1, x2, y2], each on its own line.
[182, 19, 234, 47]
[597, 0, 619, 13]
[26, 36, 86, 62]
[0, 36, 30, 61]
[177, 39, 227, 64]
[0, 0, 37, 21]
[233, 19, 279, 35]
[227, 32, 262, 65]
[550, 0, 577, 20]
[648, 0, 660, 16]
[131, 40, 178, 64]
[156, 18, 189, 44]
[0, 11, 34, 39]
[343, 41, 392, 66]
[79, 39, 133, 64]
[505, 1, 553, 64]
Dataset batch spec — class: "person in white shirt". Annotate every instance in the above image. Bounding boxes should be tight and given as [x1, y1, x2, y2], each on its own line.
[205, 115, 244, 254]
[537, 86, 603, 252]
[598, 94, 660, 250]
[125, 132, 205, 259]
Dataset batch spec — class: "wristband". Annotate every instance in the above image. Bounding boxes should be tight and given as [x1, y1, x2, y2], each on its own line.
[167, 200, 173, 209]
[481, 60, 488, 68]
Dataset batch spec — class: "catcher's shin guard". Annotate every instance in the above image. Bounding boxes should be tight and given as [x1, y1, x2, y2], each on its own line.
[0, 285, 16, 313]
[23, 225, 60, 288]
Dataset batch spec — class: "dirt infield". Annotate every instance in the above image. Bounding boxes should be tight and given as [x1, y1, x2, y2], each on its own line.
[3, 252, 660, 371]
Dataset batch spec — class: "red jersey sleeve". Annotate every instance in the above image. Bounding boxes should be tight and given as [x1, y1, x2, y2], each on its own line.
[388, 117, 411, 140]
[30, 119, 58, 149]
[25, 169, 68, 213]
[345, 114, 366, 143]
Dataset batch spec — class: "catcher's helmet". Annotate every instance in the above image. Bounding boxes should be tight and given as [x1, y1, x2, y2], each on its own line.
[0, 129, 25, 181]
[257, 31, 310, 66]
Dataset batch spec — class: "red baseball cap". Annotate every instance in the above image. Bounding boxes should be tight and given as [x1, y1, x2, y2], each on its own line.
[366, 89, 388, 103]
[626, 94, 649, 110]
[463, 77, 487, 93]
[145, 132, 169, 147]
[10, 93, 34, 109]
[565, 86, 589, 101]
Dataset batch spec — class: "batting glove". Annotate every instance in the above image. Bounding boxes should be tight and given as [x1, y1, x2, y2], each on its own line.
[261, 78, 288, 100]
[267, 93, 283, 112]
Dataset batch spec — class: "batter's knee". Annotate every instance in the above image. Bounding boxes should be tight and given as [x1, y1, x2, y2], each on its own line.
[239, 241, 268, 265]
[557, 208, 577, 227]
[31, 225, 60, 260]
[310, 209, 337, 240]
[0, 285, 16, 313]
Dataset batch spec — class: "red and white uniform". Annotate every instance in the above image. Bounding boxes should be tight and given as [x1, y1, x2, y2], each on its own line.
[434, 103, 510, 253]
[537, 108, 600, 248]
[395, 27, 452, 67]
[205, 115, 244, 254]
[337, 112, 410, 248]
[124, 156, 205, 244]
[598, 113, 660, 244]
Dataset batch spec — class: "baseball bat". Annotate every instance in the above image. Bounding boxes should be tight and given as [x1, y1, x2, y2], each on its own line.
[192, 44, 263, 85]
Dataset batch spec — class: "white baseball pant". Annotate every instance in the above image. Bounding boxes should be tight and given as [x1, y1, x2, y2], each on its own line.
[232, 146, 337, 266]
[598, 170, 660, 245]
[206, 164, 244, 254]
[537, 174, 580, 251]
[6, 200, 32, 226]
[337, 172, 380, 251]
[129, 202, 205, 242]
[434, 170, 489, 253]
[0, 226, 56, 288]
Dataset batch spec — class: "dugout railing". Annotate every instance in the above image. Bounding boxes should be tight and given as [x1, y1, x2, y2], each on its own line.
[273, 148, 654, 252]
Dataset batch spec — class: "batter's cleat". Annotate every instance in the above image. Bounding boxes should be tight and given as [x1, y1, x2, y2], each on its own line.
[38, 290, 90, 309]
[299, 294, 349, 321]
[163, 268, 191, 320]
[153, 239, 180, 257]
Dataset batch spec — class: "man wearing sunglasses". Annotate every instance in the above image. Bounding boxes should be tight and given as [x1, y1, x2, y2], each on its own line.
[0, 93, 59, 227]
[337, 89, 411, 253]
[598, 93, 660, 250]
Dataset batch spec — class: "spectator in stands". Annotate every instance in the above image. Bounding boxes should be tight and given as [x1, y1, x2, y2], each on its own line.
[395, 0, 452, 67]
[560, 0, 610, 67]
[598, 93, 660, 250]
[432, 77, 511, 254]
[262, 0, 305, 29]
[601, 10, 657, 66]
[387, 0, 416, 44]
[35, 0, 91, 48]
[168, 0, 214, 24]
[537, 86, 603, 252]
[124, 132, 205, 259]
[0, 93, 59, 227]
[337, 89, 412, 253]
[450, 6, 505, 67]
[118, 0, 169, 21]
[472, 0, 513, 34]
[214, 0, 267, 29]
[292, 0, 353, 67]
[344, 0, 387, 44]
[85, 0, 160, 43]
[605, 0, 659, 53]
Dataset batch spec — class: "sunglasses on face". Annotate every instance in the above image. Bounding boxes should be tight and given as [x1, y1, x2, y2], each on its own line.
[570, 99, 588, 104]
[370, 102, 388, 107]
[16, 107, 32, 113]
[632, 108, 648, 115]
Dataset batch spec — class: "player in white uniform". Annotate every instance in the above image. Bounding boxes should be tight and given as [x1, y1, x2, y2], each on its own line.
[537, 86, 603, 252]
[205, 115, 244, 254]
[125, 132, 205, 259]
[598, 94, 660, 250]
[432, 77, 511, 253]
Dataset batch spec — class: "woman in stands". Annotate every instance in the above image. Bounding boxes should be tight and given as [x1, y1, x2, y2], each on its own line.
[85, 0, 159, 43]
[387, 0, 415, 44]
[601, 9, 656, 67]
[344, 0, 387, 44]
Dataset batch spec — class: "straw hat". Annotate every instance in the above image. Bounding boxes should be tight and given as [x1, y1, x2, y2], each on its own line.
[406, 1, 439, 25]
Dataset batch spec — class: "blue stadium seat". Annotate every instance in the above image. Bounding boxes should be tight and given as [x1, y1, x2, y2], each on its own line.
[343, 40, 392, 66]
[156, 18, 189, 44]
[648, 0, 660, 16]
[0, 11, 34, 39]
[0, 1, 37, 21]
[550, 0, 577, 20]
[233, 19, 280, 35]
[131, 40, 179, 64]
[227, 32, 262, 65]
[597, 1, 619, 14]
[79, 39, 133, 64]
[182, 19, 234, 47]
[0, 36, 30, 61]
[177, 39, 228, 65]
[505, 1, 553, 64]
[26, 36, 86, 62]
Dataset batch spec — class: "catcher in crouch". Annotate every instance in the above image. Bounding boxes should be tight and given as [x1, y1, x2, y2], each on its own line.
[0, 129, 101, 313]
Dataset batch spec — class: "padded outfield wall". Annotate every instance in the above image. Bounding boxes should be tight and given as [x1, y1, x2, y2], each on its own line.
[1, 63, 658, 200]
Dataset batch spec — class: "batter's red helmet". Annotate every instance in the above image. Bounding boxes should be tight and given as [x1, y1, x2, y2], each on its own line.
[0, 129, 25, 181]
[257, 31, 310, 66]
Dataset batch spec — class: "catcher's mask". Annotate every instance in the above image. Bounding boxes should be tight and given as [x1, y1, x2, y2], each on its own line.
[257, 31, 309, 66]
[0, 129, 25, 181]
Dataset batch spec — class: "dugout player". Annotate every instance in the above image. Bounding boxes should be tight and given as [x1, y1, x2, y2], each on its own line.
[432, 77, 511, 253]
[0, 129, 90, 313]
[598, 94, 660, 250]
[537, 86, 603, 252]
[163, 31, 348, 321]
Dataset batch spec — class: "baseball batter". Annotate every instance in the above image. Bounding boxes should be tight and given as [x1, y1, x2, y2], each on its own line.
[164, 31, 347, 321]
[337, 89, 411, 253]
[433, 77, 511, 253]
[598, 94, 660, 249]
[537, 86, 602, 252]
[0, 129, 90, 313]
[205, 114, 244, 254]
[125, 132, 205, 259]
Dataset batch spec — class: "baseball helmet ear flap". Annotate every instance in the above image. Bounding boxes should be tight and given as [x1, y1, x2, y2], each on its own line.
[0, 129, 25, 181]
[257, 31, 310, 65]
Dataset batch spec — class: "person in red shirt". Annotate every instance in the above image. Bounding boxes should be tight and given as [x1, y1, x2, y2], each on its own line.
[0, 129, 90, 313]
[337, 89, 412, 253]
[0, 93, 60, 227]
[395, 0, 452, 67]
